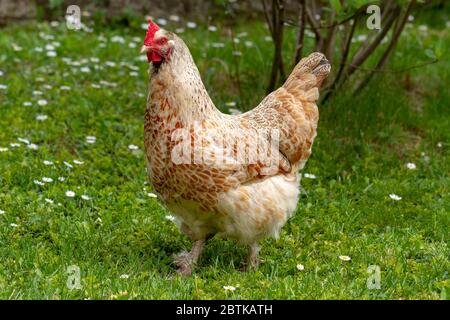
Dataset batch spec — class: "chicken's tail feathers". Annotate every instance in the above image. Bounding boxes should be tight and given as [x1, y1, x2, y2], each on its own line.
[283, 52, 331, 97]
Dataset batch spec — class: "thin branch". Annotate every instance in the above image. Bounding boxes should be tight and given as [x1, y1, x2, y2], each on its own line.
[261, 0, 274, 38]
[344, 5, 400, 80]
[322, 14, 360, 102]
[284, 3, 371, 31]
[292, 0, 306, 68]
[323, 10, 338, 65]
[305, 3, 323, 51]
[348, 59, 438, 74]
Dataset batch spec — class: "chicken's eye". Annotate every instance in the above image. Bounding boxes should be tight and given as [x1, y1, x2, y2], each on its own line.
[158, 38, 167, 45]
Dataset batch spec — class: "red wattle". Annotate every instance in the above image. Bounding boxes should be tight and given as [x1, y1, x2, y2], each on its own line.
[151, 51, 162, 62]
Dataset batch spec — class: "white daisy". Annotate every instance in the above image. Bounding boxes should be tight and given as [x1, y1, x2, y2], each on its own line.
[42, 177, 53, 183]
[58, 177, 65, 182]
[111, 35, 125, 43]
[73, 160, 84, 165]
[12, 44, 23, 51]
[43, 160, 54, 166]
[64, 161, 73, 168]
[86, 136, 96, 144]
[175, 28, 185, 34]
[303, 173, 317, 179]
[10, 143, 20, 148]
[437, 142, 442, 148]
[34, 180, 45, 186]
[228, 108, 242, 115]
[33, 90, 43, 96]
[47, 51, 57, 57]
[211, 42, 225, 48]
[338, 255, 351, 261]
[244, 41, 254, 47]
[389, 194, 402, 201]
[0, 209, 4, 214]
[223, 285, 236, 291]
[406, 162, 416, 170]
[208, 25, 217, 32]
[45, 198, 54, 204]
[36, 114, 48, 121]
[37, 99, 48, 106]
[186, 21, 197, 29]
[27, 144, 39, 150]
[0, 84, 7, 90]
[296, 264, 305, 271]
[23, 102, 32, 106]
[60, 86, 71, 91]
[165, 215, 176, 221]
[128, 144, 139, 150]
[81, 195, 91, 201]
[80, 67, 91, 73]
[357, 34, 367, 42]
[18, 138, 30, 144]
[147, 192, 157, 198]
[10, 223, 19, 228]
[169, 15, 180, 22]
[156, 18, 167, 26]
[0, 70, 3, 76]
[0, 147, 8, 152]
[119, 274, 130, 279]
[65, 190, 75, 197]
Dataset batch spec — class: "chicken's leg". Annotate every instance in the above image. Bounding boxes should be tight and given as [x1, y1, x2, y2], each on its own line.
[173, 239, 205, 276]
[242, 242, 262, 271]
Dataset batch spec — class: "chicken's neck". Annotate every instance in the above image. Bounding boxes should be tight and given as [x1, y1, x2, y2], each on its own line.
[147, 37, 221, 124]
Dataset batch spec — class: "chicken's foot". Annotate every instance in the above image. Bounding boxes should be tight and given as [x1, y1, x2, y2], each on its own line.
[173, 239, 205, 276]
[242, 242, 262, 271]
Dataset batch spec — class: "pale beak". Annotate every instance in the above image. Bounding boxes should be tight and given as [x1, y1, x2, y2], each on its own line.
[140, 45, 153, 53]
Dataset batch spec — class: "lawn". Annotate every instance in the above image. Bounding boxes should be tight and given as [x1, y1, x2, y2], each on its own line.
[0, 15, 448, 300]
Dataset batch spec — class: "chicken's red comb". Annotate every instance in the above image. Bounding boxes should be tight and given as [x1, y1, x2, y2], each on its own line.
[144, 18, 160, 45]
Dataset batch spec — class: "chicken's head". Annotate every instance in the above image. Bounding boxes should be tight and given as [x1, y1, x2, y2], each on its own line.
[141, 18, 175, 64]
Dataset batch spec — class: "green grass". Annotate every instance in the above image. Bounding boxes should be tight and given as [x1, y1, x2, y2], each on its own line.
[0, 17, 448, 300]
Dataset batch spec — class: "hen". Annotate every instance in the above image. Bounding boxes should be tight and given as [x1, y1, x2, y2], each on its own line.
[141, 19, 330, 275]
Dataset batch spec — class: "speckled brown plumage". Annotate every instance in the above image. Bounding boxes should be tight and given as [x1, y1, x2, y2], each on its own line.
[143, 27, 330, 275]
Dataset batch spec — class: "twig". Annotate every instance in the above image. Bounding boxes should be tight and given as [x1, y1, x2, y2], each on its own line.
[261, 0, 274, 37]
[292, 0, 306, 68]
[344, 5, 400, 80]
[355, 0, 416, 94]
[350, 59, 438, 74]
[305, 3, 323, 51]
